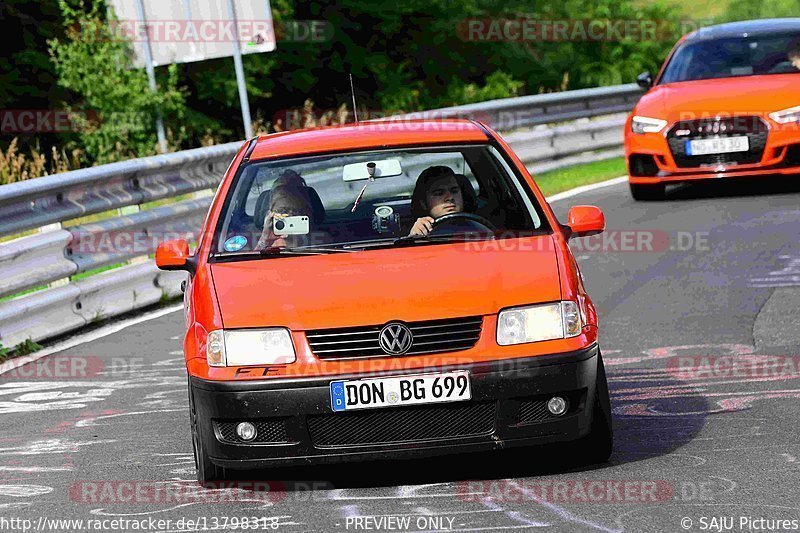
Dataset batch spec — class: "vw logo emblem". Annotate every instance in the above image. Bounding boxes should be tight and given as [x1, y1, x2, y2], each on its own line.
[379, 323, 413, 355]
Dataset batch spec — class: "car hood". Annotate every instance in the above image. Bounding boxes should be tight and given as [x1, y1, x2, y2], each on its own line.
[210, 235, 562, 330]
[634, 74, 799, 121]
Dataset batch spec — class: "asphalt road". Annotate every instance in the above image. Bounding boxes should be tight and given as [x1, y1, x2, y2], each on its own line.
[2, 178, 800, 533]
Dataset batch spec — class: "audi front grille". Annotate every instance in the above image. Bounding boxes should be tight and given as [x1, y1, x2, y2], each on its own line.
[667, 116, 768, 168]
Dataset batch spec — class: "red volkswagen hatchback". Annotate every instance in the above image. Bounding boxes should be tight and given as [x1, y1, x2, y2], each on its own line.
[157, 119, 612, 483]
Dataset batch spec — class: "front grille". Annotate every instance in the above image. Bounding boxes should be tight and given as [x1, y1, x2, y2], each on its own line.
[308, 402, 496, 447]
[667, 116, 768, 168]
[306, 316, 482, 359]
[215, 419, 289, 444]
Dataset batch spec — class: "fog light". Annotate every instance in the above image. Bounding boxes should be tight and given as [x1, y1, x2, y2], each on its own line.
[547, 396, 568, 416]
[236, 422, 257, 441]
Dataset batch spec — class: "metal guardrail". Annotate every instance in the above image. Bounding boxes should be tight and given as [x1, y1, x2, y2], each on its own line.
[0, 83, 642, 349]
[420, 83, 641, 130]
[0, 141, 240, 238]
[0, 264, 185, 347]
[509, 114, 627, 173]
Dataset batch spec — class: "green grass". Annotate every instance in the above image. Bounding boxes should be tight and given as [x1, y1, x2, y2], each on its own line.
[0, 284, 49, 303]
[61, 192, 200, 228]
[634, 0, 730, 19]
[69, 261, 129, 282]
[0, 229, 38, 244]
[140, 192, 196, 210]
[533, 157, 626, 197]
[636, 0, 800, 23]
[0, 262, 129, 303]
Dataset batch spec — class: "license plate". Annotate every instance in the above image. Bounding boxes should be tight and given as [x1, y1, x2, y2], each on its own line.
[330, 371, 471, 412]
[685, 136, 749, 156]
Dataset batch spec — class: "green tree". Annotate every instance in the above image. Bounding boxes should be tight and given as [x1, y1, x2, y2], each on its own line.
[48, 0, 186, 164]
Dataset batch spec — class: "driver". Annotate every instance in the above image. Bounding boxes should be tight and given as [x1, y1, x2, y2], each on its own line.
[409, 166, 475, 236]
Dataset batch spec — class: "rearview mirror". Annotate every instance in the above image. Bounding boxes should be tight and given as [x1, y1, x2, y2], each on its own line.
[567, 206, 605, 240]
[343, 159, 403, 181]
[155, 239, 193, 272]
[636, 71, 653, 89]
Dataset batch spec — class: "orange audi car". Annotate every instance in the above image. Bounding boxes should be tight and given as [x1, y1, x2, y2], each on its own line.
[156, 119, 611, 482]
[625, 18, 800, 200]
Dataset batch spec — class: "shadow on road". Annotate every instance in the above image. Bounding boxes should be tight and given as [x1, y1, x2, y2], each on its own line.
[217, 371, 709, 491]
[665, 177, 800, 202]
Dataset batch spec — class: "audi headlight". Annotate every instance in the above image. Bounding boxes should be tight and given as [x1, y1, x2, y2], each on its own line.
[769, 106, 800, 124]
[206, 328, 296, 367]
[497, 302, 582, 346]
[631, 115, 668, 134]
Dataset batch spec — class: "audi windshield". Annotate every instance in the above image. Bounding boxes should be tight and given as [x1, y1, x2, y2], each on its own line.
[659, 32, 800, 83]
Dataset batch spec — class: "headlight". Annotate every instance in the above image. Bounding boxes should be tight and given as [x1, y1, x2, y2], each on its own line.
[497, 302, 582, 346]
[631, 115, 668, 134]
[769, 106, 800, 124]
[206, 328, 296, 367]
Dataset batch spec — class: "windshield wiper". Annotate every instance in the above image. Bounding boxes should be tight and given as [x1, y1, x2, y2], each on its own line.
[389, 233, 495, 247]
[260, 245, 358, 255]
[212, 246, 358, 261]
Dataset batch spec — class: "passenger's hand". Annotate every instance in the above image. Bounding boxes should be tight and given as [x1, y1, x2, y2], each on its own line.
[409, 216, 434, 236]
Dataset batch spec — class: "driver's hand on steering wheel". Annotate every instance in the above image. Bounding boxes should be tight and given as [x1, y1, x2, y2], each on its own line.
[409, 216, 434, 236]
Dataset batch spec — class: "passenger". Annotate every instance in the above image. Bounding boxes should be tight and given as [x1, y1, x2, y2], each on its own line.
[408, 165, 476, 236]
[790, 42, 800, 71]
[255, 170, 315, 250]
[769, 41, 800, 73]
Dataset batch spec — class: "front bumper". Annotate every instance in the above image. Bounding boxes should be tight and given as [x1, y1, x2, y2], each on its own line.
[189, 344, 600, 469]
[628, 163, 800, 184]
[625, 123, 800, 184]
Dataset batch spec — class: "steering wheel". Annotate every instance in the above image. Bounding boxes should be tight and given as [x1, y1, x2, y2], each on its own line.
[431, 212, 496, 234]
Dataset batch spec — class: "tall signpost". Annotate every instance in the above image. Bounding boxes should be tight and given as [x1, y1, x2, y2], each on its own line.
[227, 0, 254, 138]
[133, 0, 168, 152]
[109, 0, 276, 141]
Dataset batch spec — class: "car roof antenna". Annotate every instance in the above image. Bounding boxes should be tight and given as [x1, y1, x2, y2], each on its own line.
[349, 73, 359, 125]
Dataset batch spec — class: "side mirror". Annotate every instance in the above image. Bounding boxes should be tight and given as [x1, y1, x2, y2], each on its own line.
[567, 206, 605, 240]
[155, 239, 193, 272]
[636, 71, 653, 89]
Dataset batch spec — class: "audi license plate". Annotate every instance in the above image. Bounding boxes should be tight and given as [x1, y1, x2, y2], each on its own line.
[330, 371, 471, 412]
[685, 136, 749, 156]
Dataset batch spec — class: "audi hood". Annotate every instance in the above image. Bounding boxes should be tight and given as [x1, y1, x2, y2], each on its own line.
[634, 74, 799, 122]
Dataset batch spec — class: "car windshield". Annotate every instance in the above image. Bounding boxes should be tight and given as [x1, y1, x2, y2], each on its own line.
[659, 32, 800, 83]
[210, 144, 548, 257]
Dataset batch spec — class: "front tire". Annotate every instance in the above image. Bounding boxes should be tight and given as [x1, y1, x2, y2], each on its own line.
[188, 379, 224, 484]
[574, 352, 613, 464]
[630, 182, 665, 201]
